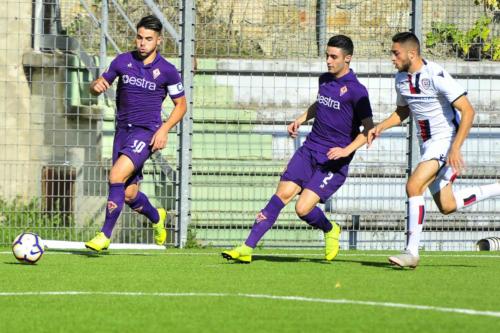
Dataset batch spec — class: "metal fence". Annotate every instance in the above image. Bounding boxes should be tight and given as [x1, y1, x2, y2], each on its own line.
[0, 0, 499, 250]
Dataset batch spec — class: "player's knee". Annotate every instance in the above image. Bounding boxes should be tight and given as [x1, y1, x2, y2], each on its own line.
[275, 191, 294, 205]
[295, 202, 312, 217]
[406, 182, 423, 197]
[440, 208, 455, 215]
[438, 203, 456, 215]
[124, 191, 137, 203]
[108, 171, 126, 184]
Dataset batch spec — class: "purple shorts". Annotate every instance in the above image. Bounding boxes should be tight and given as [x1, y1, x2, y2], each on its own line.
[113, 125, 155, 186]
[280, 145, 349, 203]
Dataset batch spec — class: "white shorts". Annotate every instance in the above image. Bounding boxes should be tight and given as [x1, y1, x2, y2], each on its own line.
[419, 137, 458, 195]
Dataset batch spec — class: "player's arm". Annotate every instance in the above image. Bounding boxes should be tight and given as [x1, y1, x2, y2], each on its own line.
[327, 117, 374, 160]
[367, 105, 410, 147]
[90, 56, 119, 96]
[150, 96, 187, 152]
[288, 102, 317, 138]
[89, 77, 111, 96]
[447, 95, 475, 174]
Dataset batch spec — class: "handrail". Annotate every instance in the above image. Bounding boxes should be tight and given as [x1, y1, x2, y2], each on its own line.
[110, 0, 137, 34]
[143, 0, 181, 47]
[79, 0, 121, 54]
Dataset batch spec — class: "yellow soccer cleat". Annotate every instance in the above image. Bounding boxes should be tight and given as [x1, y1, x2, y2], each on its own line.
[85, 232, 110, 252]
[325, 222, 341, 261]
[221, 244, 253, 263]
[153, 208, 167, 245]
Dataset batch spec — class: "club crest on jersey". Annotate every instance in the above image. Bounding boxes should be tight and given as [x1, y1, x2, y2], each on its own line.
[340, 85, 348, 96]
[420, 78, 431, 90]
[153, 68, 161, 79]
[107, 201, 118, 214]
[127, 62, 132, 68]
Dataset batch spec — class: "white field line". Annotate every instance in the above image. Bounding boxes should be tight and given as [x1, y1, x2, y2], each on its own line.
[0, 291, 499, 318]
[1, 251, 500, 258]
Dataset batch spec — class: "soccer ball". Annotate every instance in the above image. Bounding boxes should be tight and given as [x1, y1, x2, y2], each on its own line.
[12, 232, 44, 264]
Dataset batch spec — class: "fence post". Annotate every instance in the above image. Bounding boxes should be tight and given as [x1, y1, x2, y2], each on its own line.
[411, 0, 423, 42]
[409, 0, 423, 173]
[99, 0, 108, 76]
[349, 215, 360, 250]
[405, 0, 424, 247]
[178, 0, 195, 247]
[316, 0, 327, 56]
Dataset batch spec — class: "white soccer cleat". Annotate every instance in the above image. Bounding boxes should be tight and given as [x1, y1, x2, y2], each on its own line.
[388, 250, 420, 269]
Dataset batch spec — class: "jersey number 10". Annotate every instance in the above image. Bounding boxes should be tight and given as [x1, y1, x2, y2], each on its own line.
[132, 140, 146, 153]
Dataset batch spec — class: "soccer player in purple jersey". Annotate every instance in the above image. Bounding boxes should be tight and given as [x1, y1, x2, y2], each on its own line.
[368, 32, 500, 268]
[222, 35, 374, 263]
[85, 15, 187, 252]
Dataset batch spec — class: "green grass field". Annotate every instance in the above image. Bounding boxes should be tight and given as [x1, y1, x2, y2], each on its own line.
[1, 248, 499, 332]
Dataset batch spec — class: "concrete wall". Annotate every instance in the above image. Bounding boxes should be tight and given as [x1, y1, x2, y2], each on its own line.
[209, 58, 500, 117]
[0, 1, 43, 200]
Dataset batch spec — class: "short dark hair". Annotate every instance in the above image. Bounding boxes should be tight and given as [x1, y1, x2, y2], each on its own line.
[327, 35, 354, 56]
[137, 15, 162, 33]
[392, 32, 420, 54]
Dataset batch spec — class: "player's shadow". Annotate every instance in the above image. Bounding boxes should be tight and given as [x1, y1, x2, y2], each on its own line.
[45, 249, 156, 257]
[416, 263, 478, 268]
[98, 252, 156, 257]
[251, 255, 328, 264]
[335, 258, 478, 269]
[45, 249, 102, 258]
[334, 257, 399, 268]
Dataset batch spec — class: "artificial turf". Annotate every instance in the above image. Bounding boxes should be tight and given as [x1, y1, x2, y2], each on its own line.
[1, 248, 499, 332]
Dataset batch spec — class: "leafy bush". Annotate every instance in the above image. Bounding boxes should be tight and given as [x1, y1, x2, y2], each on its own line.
[0, 198, 85, 245]
[426, 16, 499, 60]
[474, 0, 500, 11]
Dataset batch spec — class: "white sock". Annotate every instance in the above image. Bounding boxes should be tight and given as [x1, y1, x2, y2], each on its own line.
[406, 196, 425, 256]
[453, 183, 500, 211]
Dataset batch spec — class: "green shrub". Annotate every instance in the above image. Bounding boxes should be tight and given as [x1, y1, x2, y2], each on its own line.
[426, 16, 499, 60]
[0, 198, 84, 245]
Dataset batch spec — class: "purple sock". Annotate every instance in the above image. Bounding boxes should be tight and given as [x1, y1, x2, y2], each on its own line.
[127, 191, 160, 223]
[299, 207, 333, 233]
[245, 195, 285, 248]
[101, 183, 125, 238]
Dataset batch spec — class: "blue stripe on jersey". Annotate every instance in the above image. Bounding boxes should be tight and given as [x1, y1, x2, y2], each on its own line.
[415, 73, 421, 94]
[450, 105, 461, 130]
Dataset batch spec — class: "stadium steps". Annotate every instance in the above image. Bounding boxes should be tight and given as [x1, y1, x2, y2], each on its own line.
[65, 56, 500, 246]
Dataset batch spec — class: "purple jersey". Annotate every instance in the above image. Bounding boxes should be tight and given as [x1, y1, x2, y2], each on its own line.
[304, 69, 372, 160]
[102, 51, 185, 130]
